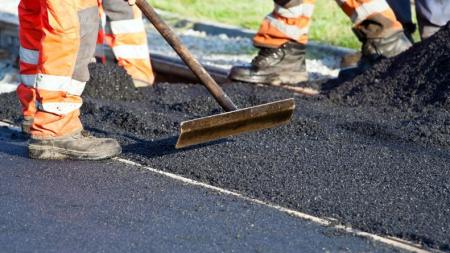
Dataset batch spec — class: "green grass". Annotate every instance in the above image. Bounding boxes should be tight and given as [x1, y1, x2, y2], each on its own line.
[148, 0, 273, 30]
[148, 0, 361, 49]
[309, 1, 359, 49]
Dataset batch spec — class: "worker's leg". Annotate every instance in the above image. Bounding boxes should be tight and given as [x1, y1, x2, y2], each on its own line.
[337, 0, 402, 31]
[416, 0, 450, 40]
[386, 0, 415, 41]
[336, 0, 412, 79]
[17, 0, 41, 134]
[102, 0, 154, 87]
[28, 0, 120, 160]
[230, 0, 314, 85]
[253, 0, 315, 48]
[95, 0, 107, 63]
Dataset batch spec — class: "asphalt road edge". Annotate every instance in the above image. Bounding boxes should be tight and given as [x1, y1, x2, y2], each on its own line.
[114, 157, 434, 253]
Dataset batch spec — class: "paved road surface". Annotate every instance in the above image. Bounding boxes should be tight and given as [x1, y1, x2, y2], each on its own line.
[0, 128, 397, 253]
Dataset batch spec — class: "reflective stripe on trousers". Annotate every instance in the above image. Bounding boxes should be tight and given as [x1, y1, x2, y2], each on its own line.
[336, 0, 403, 39]
[254, 0, 403, 48]
[97, 0, 154, 84]
[254, 0, 316, 48]
[17, 0, 99, 138]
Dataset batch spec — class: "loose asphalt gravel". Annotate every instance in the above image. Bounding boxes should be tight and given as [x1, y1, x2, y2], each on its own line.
[1, 22, 449, 252]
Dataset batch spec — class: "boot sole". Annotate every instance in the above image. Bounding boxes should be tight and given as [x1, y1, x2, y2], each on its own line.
[28, 144, 121, 161]
[230, 71, 319, 95]
[230, 71, 309, 86]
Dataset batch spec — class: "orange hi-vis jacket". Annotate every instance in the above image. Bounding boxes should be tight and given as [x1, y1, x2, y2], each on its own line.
[17, 0, 100, 138]
[96, 0, 154, 85]
[254, 0, 403, 48]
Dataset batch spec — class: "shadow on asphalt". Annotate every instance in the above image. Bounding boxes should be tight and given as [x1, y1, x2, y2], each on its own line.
[82, 126, 233, 158]
[0, 138, 27, 158]
[122, 135, 232, 158]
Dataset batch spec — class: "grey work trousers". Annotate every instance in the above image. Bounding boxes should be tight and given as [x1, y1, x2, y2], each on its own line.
[387, 0, 450, 39]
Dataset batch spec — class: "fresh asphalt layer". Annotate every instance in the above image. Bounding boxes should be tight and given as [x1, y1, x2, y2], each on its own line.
[0, 130, 399, 253]
[0, 60, 449, 251]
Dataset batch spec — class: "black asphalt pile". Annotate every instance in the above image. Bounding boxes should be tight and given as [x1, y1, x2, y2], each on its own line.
[324, 23, 450, 148]
[0, 36, 450, 250]
[83, 63, 143, 101]
[0, 88, 21, 124]
[327, 22, 450, 111]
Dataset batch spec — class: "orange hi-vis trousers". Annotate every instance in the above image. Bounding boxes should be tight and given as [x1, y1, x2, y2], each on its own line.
[17, 0, 99, 138]
[96, 0, 154, 85]
[254, 0, 404, 48]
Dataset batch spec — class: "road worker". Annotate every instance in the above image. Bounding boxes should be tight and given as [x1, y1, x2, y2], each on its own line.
[386, 0, 415, 41]
[15, 0, 138, 160]
[388, 0, 450, 40]
[96, 0, 154, 87]
[229, 0, 413, 85]
[390, 0, 450, 40]
[416, 0, 450, 39]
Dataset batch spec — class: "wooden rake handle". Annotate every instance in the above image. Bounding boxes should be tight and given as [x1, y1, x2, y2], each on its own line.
[135, 0, 238, 112]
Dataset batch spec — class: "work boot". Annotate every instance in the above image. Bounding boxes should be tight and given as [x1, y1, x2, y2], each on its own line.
[339, 30, 412, 79]
[28, 131, 121, 160]
[229, 41, 308, 86]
